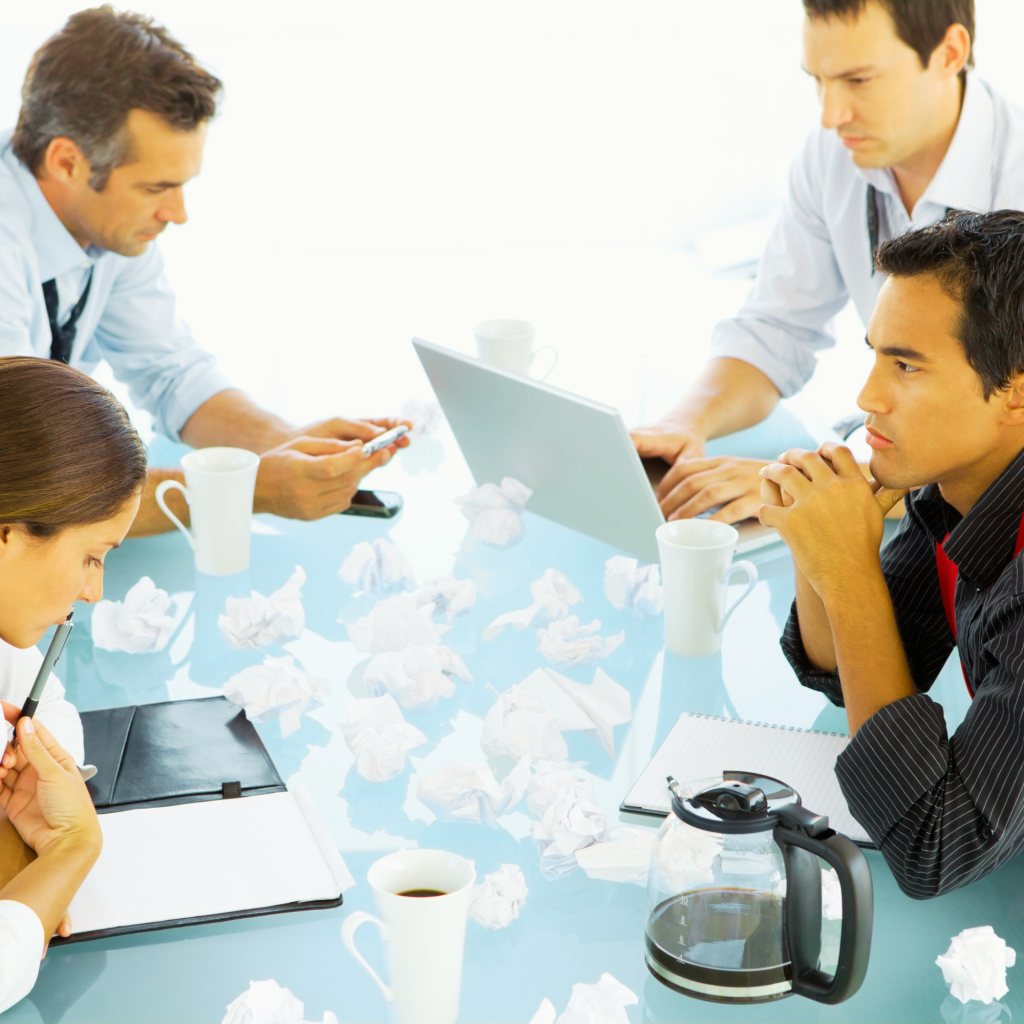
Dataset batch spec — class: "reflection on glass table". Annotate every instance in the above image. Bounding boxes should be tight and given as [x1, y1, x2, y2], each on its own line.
[1, 418, 1019, 1024]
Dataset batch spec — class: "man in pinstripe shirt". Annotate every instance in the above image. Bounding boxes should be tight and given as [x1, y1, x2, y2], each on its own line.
[762, 210, 1024, 897]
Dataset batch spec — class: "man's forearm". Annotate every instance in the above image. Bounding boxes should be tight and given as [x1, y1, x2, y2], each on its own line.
[822, 567, 917, 735]
[665, 358, 781, 439]
[179, 389, 295, 454]
[0, 818, 35, 889]
[794, 565, 838, 671]
[127, 468, 187, 537]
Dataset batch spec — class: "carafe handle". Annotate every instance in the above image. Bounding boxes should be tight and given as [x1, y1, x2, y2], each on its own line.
[774, 816, 873, 1005]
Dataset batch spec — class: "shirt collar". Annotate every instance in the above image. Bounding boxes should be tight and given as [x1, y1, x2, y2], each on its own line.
[913, 444, 1024, 588]
[0, 134, 102, 280]
[856, 73, 996, 213]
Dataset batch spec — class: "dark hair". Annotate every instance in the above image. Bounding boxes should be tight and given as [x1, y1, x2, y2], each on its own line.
[874, 211, 1024, 399]
[803, 0, 974, 71]
[0, 358, 147, 537]
[12, 6, 222, 190]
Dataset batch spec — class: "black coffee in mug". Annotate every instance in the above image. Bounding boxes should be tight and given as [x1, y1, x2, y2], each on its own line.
[398, 888, 447, 898]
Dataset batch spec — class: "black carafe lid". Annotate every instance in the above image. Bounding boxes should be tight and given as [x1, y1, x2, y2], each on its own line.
[669, 772, 804, 834]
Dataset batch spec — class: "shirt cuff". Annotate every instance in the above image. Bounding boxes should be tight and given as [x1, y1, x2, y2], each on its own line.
[835, 693, 950, 843]
[779, 600, 845, 706]
[709, 319, 820, 399]
[0, 900, 43, 1013]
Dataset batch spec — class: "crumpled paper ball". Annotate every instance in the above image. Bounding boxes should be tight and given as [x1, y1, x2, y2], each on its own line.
[480, 685, 568, 762]
[91, 576, 176, 653]
[936, 926, 1017, 1005]
[339, 694, 427, 782]
[529, 973, 638, 1024]
[218, 566, 306, 650]
[223, 654, 329, 737]
[470, 863, 528, 929]
[344, 592, 448, 654]
[536, 616, 624, 669]
[527, 762, 609, 880]
[455, 476, 533, 546]
[575, 827, 655, 886]
[399, 398, 443, 436]
[222, 979, 338, 1024]
[363, 644, 472, 711]
[417, 756, 531, 826]
[603, 556, 663, 617]
[338, 539, 415, 595]
[482, 568, 583, 640]
[418, 574, 477, 622]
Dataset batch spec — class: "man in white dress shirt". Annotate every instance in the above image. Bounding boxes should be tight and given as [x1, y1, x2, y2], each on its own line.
[632, 0, 1024, 524]
[0, 8, 409, 536]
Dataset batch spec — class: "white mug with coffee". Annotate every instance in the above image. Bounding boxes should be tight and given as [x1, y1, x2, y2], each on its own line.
[656, 519, 759, 657]
[474, 319, 558, 379]
[341, 849, 476, 1024]
[155, 446, 260, 576]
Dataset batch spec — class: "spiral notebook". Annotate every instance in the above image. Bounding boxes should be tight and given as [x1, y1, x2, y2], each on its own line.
[620, 713, 872, 846]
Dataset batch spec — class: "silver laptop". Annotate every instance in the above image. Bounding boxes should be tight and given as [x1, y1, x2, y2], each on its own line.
[413, 338, 779, 562]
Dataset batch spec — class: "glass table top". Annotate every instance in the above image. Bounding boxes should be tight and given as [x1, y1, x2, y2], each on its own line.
[0, 417, 1016, 1024]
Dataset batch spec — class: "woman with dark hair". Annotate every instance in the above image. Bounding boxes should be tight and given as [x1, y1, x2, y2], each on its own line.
[0, 356, 147, 1008]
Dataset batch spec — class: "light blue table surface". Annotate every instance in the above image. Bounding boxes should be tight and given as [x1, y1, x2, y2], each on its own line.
[1, 409, 1015, 1024]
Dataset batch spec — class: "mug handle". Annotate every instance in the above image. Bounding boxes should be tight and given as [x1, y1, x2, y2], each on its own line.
[530, 345, 559, 381]
[154, 480, 195, 551]
[717, 560, 758, 632]
[341, 912, 394, 1003]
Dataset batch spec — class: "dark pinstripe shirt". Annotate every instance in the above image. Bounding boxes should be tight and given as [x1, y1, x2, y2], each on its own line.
[781, 445, 1024, 899]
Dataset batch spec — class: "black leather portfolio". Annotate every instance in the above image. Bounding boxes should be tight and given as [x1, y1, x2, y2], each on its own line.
[54, 697, 344, 946]
[82, 695, 286, 812]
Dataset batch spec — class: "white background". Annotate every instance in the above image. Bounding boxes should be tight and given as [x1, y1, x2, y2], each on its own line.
[0, 0, 1022, 437]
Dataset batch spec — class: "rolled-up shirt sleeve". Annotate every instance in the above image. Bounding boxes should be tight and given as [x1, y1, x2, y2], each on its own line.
[709, 131, 852, 398]
[91, 242, 231, 440]
[0, 900, 43, 1013]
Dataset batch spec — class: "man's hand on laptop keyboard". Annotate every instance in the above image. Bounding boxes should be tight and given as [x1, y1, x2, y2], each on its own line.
[655, 455, 769, 523]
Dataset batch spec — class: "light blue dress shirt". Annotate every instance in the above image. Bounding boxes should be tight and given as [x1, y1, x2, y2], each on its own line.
[710, 75, 1024, 398]
[0, 129, 231, 440]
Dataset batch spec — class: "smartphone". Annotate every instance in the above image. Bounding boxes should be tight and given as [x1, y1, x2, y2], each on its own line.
[340, 490, 404, 518]
[361, 424, 409, 456]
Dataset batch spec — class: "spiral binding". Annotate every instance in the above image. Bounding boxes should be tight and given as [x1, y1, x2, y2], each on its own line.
[686, 712, 845, 738]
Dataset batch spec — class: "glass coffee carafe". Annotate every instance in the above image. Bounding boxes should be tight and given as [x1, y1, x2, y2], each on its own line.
[645, 773, 873, 1005]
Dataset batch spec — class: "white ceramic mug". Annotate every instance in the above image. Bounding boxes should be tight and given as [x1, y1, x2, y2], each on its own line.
[155, 447, 260, 576]
[474, 319, 558, 379]
[656, 520, 759, 657]
[341, 849, 476, 1024]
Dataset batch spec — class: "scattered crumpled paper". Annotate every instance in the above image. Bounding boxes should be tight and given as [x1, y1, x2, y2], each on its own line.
[91, 576, 177, 654]
[339, 695, 427, 782]
[536, 616, 624, 670]
[482, 569, 583, 640]
[219, 566, 306, 650]
[338, 539, 415, 596]
[399, 398, 443, 437]
[223, 654, 329, 737]
[575, 827, 656, 886]
[527, 761, 610, 880]
[344, 592, 448, 654]
[470, 863, 528, 929]
[364, 644, 472, 711]
[481, 668, 632, 760]
[222, 979, 338, 1024]
[418, 574, 477, 623]
[648, 813, 723, 891]
[936, 926, 1017, 1005]
[417, 756, 531, 826]
[528, 973, 638, 1024]
[455, 476, 533, 546]
[603, 556, 663, 617]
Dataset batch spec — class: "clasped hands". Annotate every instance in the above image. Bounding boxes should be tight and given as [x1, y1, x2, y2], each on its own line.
[758, 443, 907, 600]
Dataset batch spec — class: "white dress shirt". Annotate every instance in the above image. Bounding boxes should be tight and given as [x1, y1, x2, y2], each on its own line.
[710, 75, 1024, 397]
[0, 130, 231, 440]
[0, 900, 44, 1013]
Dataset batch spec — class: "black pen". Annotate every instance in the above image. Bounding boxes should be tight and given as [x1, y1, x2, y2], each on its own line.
[11, 611, 74, 749]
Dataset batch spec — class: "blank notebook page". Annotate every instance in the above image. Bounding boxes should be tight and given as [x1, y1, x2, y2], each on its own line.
[68, 791, 343, 933]
[622, 714, 870, 845]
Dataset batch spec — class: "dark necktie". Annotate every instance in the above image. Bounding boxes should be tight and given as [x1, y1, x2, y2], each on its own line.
[42, 268, 94, 363]
[867, 184, 951, 276]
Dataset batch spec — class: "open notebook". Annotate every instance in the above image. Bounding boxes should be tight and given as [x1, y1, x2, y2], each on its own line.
[61, 787, 352, 942]
[621, 713, 871, 846]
